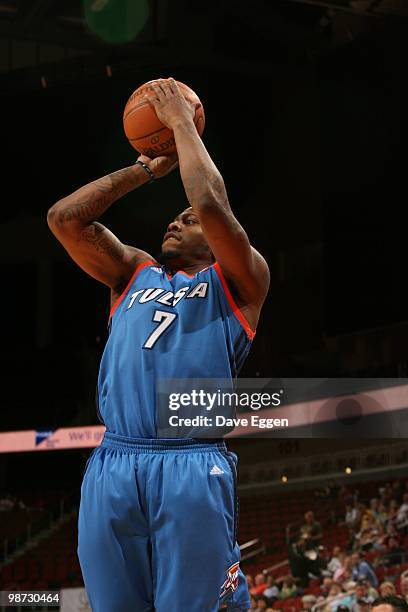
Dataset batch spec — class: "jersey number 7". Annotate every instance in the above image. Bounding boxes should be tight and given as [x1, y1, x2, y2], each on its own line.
[143, 310, 178, 349]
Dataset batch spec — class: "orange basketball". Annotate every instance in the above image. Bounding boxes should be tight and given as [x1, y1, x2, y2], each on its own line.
[123, 79, 205, 157]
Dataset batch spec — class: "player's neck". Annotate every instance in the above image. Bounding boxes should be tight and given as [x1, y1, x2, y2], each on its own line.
[164, 260, 212, 276]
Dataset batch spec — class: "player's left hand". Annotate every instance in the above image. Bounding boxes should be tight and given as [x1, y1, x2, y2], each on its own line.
[146, 78, 199, 129]
[137, 152, 179, 178]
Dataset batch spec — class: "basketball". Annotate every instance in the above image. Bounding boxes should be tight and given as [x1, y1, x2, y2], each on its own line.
[123, 79, 205, 157]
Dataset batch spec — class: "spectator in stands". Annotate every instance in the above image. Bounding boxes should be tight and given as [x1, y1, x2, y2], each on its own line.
[339, 580, 358, 610]
[301, 594, 317, 611]
[391, 481, 404, 504]
[396, 494, 408, 532]
[315, 480, 339, 502]
[326, 547, 343, 576]
[354, 579, 378, 602]
[358, 524, 383, 553]
[372, 595, 408, 612]
[321, 577, 334, 597]
[399, 576, 408, 603]
[355, 597, 373, 612]
[250, 573, 267, 596]
[378, 484, 393, 504]
[333, 555, 352, 584]
[380, 583, 397, 598]
[289, 535, 310, 587]
[263, 575, 279, 601]
[328, 582, 343, 598]
[383, 537, 405, 566]
[301, 511, 323, 549]
[377, 503, 389, 527]
[255, 595, 269, 610]
[279, 576, 299, 599]
[247, 575, 254, 589]
[350, 552, 378, 587]
[326, 582, 343, 612]
[369, 499, 382, 522]
[345, 504, 360, 530]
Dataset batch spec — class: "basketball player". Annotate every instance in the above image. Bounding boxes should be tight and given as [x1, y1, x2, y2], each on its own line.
[47, 78, 269, 612]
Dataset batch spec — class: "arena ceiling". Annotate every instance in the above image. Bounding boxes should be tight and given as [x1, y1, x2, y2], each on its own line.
[0, 0, 407, 89]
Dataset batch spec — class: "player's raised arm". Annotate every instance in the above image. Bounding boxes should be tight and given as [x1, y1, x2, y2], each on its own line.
[47, 154, 178, 293]
[147, 78, 270, 307]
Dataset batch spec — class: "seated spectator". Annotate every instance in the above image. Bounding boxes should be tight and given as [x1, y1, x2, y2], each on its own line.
[315, 480, 339, 502]
[263, 575, 279, 601]
[359, 523, 385, 552]
[369, 499, 382, 523]
[400, 575, 408, 603]
[345, 504, 360, 530]
[251, 573, 267, 596]
[391, 481, 404, 504]
[333, 555, 352, 584]
[355, 597, 374, 612]
[326, 583, 349, 612]
[302, 594, 317, 611]
[321, 577, 334, 597]
[350, 552, 379, 587]
[353, 579, 379, 603]
[247, 574, 254, 589]
[372, 595, 408, 612]
[252, 595, 269, 611]
[279, 575, 299, 599]
[329, 582, 344, 598]
[377, 503, 389, 527]
[327, 547, 343, 576]
[388, 500, 400, 525]
[380, 583, 397, 598]
[300, 511, 323, 549]
[396, 494, 408, 532]
[339, 581, 358, 611]
[383, 537, 405, 566]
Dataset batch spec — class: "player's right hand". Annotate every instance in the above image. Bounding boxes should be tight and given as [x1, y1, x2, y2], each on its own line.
[137, 152, 179, 179]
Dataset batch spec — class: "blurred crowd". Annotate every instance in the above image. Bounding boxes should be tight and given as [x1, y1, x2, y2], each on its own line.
[245, 479, 408, 612]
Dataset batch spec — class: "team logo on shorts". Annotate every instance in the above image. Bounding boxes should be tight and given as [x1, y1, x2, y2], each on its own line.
[219, 562, 240, 598]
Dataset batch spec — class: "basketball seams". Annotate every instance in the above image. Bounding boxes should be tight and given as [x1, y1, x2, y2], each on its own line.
[123, 79, 205, 154]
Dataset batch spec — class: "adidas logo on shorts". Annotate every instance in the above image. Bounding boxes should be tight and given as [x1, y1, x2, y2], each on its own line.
[210, 464, 224, 475]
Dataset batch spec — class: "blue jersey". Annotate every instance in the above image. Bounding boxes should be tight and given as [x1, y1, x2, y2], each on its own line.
[97, 262, 255, 438]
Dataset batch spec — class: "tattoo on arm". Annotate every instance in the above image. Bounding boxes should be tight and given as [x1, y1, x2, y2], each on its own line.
[80, 223, 125, 261]
[57, 167, 141, 224]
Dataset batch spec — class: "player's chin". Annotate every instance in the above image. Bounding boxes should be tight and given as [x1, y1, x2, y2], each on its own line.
[159, 247, 181, 262]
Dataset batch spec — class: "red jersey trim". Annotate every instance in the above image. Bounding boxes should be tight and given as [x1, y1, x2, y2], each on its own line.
[109, 261, 155, 319]
[212, 262, 256, 340]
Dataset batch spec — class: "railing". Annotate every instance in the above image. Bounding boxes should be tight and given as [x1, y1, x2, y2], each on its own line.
[240, 538, 267, 562]
[238, 440, 408, 488]
[0, 491, 78, 565]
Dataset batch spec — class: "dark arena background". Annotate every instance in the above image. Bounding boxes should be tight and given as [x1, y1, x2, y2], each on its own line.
[1, 1, 408, 610]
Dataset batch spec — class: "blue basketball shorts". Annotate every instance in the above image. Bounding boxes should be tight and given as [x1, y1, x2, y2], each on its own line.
[77, 432, 250, 612]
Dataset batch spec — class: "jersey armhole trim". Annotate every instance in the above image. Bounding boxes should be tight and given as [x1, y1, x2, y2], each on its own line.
[212, 262, 256, 340]
[109, 260, 155, 319]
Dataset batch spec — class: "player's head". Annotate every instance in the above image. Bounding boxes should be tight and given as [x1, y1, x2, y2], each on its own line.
[371, 596, 408, 612]
[160, 207, 213, 268]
